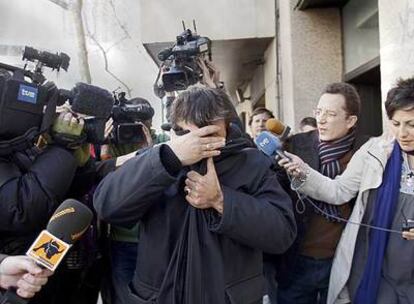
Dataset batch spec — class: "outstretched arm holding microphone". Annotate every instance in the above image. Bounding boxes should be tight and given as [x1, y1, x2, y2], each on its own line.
[0, 255, 52, 300]
[277, 78, 414, 304]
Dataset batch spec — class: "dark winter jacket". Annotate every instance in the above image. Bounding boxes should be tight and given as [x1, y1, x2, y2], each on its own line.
[94, 135, 296, 304]
[0, 146, 77, 255]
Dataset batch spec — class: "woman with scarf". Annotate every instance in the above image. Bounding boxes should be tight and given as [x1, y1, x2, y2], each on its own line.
[279, 76, 414, 304]
[94, 86, 296, 304]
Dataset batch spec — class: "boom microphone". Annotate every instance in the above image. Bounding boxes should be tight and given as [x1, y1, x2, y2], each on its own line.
[265, 118, 291, 140]
[59, 83, 114, 118]
[2, 199, 93, 304]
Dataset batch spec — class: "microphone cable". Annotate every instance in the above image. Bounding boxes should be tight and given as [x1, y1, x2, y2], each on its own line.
[288, 175, 404, 235]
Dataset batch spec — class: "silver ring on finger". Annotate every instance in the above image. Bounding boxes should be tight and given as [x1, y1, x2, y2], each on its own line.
[185, 187, 191, 195]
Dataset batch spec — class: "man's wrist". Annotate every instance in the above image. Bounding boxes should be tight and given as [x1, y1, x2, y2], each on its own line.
[160, 144, 182, 175]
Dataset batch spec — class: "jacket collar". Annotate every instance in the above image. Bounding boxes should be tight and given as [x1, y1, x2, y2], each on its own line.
[366, 133, 395, 169]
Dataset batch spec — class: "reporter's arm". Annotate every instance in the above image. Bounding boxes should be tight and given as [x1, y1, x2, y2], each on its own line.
[294, 139, 374, 204]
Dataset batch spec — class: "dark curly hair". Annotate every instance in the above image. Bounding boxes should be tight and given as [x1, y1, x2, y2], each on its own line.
[385, 77, 414, 119]
[170, 86, 238, 129]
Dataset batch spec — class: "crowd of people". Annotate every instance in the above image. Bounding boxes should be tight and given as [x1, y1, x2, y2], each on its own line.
[1, 50, 414, 304]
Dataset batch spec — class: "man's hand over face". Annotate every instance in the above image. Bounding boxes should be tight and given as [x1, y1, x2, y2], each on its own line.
[167, 125, 225, 166]
[184, 157, 224, 214]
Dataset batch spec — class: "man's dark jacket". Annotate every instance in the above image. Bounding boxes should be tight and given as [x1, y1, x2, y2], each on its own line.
[275, 129, 369, 286]
[94, 136, 296, 304]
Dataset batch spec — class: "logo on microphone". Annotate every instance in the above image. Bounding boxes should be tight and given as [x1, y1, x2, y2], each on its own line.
[26, 230, 70, 271]
[49, 207, 75, 223]
[257, 136, 270, 148]
[255, 131, 280, 156]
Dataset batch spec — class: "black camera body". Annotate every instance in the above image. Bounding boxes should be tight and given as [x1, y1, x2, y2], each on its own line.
[154, 28, 211, 97]
[0, 69, 50, 141]
[0, 46, 114, 154]
[58, 82, 114, 144]
[0, 47, 70, 154]
[110, 93, 154, 145]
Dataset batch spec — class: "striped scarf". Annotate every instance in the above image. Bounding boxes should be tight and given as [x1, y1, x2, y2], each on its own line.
[314, 131, 355, 222]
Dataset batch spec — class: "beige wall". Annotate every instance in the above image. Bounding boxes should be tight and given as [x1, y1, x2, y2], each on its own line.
[342, 0, 380, 73]
[140, 0, 275, 42]
[264, 38, 279, 118]
[234, 37, 278, 135]
[278, 0, 343, 131]
[379, 0, 414, 102]
[235, 98, 253, 136]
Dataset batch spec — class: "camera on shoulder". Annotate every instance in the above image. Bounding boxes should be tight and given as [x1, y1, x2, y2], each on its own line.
[0, 46, 115, 154]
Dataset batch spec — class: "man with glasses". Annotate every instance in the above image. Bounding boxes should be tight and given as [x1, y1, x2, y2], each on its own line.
[275, 83, 369, 304]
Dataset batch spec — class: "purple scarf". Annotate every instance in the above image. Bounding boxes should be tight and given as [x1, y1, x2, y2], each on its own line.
[314, 131, 355, 221]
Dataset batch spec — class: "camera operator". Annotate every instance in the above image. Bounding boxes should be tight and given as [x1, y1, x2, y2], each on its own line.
[0, 70, 92, 304]
[100, 96, 168, 160]
[98, 96, 168, 304]
[0, 45, 118, 304]
[0, 76, 82, 256]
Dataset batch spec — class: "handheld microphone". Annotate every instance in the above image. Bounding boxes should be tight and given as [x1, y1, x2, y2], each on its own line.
[255, 131, 290, 160]
[2, 199, 93, 304]
[59, 83, 114, 118]
[265, 118, 291, 141]
[26, 198, 93, 271]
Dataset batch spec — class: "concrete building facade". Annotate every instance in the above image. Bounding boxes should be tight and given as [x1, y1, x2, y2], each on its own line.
[139, 0, 279, 134]
[1, 0, 413, 135]
[142, 0, 414, 137]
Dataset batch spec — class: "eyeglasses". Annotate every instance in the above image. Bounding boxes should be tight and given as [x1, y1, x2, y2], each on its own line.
[313, 108, 340, 120]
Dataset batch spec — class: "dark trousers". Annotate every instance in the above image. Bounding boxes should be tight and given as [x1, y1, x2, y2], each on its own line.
[277, 255, 332, 304]
[111, 241, 138, 304]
